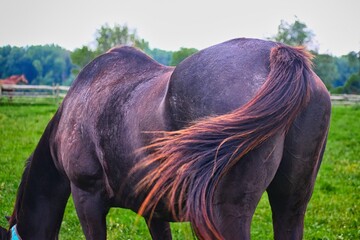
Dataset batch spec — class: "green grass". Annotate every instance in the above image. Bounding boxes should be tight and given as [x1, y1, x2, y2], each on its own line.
[0, 99, 359, 239]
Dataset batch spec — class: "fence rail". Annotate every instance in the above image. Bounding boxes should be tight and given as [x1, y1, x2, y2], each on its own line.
[0, 84, 70, 99]
[330, 94, 360, 105]
[1, 84, 360, 105]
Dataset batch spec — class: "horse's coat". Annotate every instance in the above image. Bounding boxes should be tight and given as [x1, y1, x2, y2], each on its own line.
[0, 38, 331, 240]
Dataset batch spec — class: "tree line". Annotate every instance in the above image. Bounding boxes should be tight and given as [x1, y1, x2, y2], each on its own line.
[0, 21, 359, 93]
[0, 45, 73, 85]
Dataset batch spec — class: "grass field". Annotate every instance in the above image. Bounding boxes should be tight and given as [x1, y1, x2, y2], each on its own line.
[0, 98, 359, 239]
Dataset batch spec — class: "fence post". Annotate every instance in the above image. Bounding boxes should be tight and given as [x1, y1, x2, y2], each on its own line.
[55, 84, 60, 103]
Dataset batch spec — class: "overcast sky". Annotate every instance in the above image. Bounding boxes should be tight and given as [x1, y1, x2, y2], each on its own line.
[1, 0, 359, 56]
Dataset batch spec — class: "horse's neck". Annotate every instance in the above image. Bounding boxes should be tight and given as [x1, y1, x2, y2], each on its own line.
[15, 77, 22, 83]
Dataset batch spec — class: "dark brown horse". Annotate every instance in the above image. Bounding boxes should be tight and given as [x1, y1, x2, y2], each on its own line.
[0, 38, 331, 240]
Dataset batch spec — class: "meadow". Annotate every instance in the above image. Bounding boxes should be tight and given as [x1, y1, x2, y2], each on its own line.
[0, 98, 359, 239]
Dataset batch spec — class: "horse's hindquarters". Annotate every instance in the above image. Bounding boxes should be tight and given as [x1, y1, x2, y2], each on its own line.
[267, 75, 331, 239]
[213, 132, 286, 239]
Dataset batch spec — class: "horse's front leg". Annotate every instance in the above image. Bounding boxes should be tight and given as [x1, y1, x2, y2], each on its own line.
[0, 226, 8, 239]
[71, 183, 110, 240]
[65, 143, 112, 240]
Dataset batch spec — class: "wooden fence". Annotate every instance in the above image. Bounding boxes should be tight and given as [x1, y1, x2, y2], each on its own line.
[330, 94, 360, 105]
[1, 84, 360, 105]
[0, 84, 70, 99]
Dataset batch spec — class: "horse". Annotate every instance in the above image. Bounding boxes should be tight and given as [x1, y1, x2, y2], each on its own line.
[0, 38, 331, 240]
[0, 74, 29, 85]
[0, 74, 29, 100]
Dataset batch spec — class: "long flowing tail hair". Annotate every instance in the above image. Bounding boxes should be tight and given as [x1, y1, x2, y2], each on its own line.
[133, 45, 313, 239]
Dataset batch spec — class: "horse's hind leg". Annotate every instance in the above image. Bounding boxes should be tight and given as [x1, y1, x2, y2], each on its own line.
[212, 133, 285, 240]
[267, 94, 330, 240]
[145, 218, 172, 240]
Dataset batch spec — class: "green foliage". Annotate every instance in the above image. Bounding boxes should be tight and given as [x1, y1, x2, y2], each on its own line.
[345, 51, 360, 68]
[146, 48, 173, 66]
[0, 45, 73, 85]
[342, 73, 360, 94]
[331, 86, 345, 94]
[170, 47, 198, 66]
[271, 18, 316, 50]
[70, 24, 176, 70]
[329, 51, 360, 93]
[0, 101, 359, 239]
[313, 53, 340, 89]
[95, 24, 148, 54]
[70, 24, 152, 72]
[70, 46, 97, 76]
[334, 52, 360, 87]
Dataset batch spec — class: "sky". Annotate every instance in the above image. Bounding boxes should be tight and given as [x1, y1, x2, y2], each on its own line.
[0, 0, 359, 56]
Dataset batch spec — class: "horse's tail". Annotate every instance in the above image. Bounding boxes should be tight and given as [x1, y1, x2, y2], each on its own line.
[134, 45, 313, 239]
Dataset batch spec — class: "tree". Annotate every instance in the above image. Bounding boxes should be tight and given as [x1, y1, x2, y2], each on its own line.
[346, 51, 360, 70]
[343, 73, 360, 94]
[271, 18, 317, 51]
[340, 51, 360, 94]
[96, 24, 133, 54]
[95, 24, 150, 54]
[70, 24, 151, 72]
[147, 48, 173, 66]
[333, 52, 360, 87]
[70, 46, 97, 75]
[313, 54, 339, 89]
[170, 47, 198, 66]
[135, 38, 151, 54]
